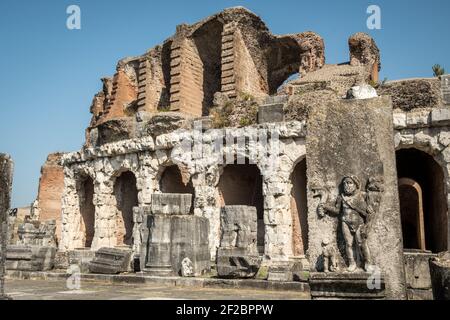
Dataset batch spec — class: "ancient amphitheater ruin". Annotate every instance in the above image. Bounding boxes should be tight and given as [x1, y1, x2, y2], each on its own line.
[2, 7, 450, 300]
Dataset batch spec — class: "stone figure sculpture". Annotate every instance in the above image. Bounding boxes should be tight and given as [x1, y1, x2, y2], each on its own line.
[318, 175, 383, 272]
[321, 238, 338, 273]
[181, 257, 194, 277]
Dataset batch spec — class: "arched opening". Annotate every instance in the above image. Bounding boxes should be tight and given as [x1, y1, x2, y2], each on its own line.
[277, 72, 299, 94]
[290, 159, 308, 255]
[399, 178, 426, 250]
[159, 165, 194, 194]
[114, 171, 138, 246]
[396, 148, 448, 252]
[192, 19, 223, 115]
[218, 162, 264, 254]
[77, 176, 95, 248]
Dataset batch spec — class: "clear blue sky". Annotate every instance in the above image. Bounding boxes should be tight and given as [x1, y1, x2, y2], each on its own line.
[0, 0, 449, 208]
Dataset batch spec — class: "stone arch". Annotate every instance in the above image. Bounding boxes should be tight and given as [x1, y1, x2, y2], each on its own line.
[191, 18, 224, 115]
[217, 158, 265, 254]
[396, 148, 448, 252]
[75, 172, 96, 248]
[111, 169, 139, 246]
[398, 177, 426, 250]
[158, 164, 194, 195]
[290, 158, 308, 255]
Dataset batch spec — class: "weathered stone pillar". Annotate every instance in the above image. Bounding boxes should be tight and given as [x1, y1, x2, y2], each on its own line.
[306, 96, 407, 299]
[0, 154, 13, 299]
[261, 151, 296, 266]
[91, 179, 116, 250]
[60, 167, 83, 251]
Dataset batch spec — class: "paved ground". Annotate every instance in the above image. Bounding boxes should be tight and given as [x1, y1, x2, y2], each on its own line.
[5, 279, 310, 300]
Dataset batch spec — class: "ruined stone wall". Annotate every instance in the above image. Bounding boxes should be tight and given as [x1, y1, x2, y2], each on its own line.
[36, 153, 65, 242]
[393, 109, 450, 251]
[60, 121, 307, 266]
[378, 78, 443, 111]
[85, 7, 327, 135]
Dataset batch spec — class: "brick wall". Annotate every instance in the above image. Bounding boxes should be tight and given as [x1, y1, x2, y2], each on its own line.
[221, 22, 268, 99]
[169, 38, 204, 116]
[37, 153, 65, 241]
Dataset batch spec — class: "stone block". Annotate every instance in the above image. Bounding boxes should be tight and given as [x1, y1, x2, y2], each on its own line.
[257, 104, 284, 124]
[5, 245, 56, 271]
[264, 95, 288, 105]
[392, 112, 407, 129]
[216, 206, 261, 279]
[88, 247, 132, 274]
[346, 84, 378, 100]
[267, 263, 293, 282]
[68, 249, 95, 273]
[216, 248, 261, 279]
[151, 193, 192, 215]
[406, 111, 430, 128]
[431, 108, 450, 125]
[170, 215, 210, 276]
[309, 272, 386, 300]
[404, 250, 435, 290]
[140, 212, 210, 276]
[140, 214, 173, 275]
[444, 92, 450, 105]
[220, 206, 257, 252]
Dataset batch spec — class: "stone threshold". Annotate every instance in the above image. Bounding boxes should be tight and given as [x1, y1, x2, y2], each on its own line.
[5, 270, 310, 293]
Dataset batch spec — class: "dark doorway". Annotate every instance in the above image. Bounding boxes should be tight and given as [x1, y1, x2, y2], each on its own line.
[218, 163, 265, 254]
[78, 176, 95, 248]
[114, 171, 138, 246]
[396, 148, 448, 252]
[290, 159, 308, 255]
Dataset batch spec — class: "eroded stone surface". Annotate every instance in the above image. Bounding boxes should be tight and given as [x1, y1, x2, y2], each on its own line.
[306, 97, 406, 299]
[88, 247, 132, 274]
[216, 206, 261, 278]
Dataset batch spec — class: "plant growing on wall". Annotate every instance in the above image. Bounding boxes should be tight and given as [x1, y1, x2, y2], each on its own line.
[432, 64, 446, 77]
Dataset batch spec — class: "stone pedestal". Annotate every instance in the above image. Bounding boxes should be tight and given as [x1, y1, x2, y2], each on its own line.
[88, 247, 132, 274]
[309, 272, 386, 299]
[140, 193, 210, 276]
[0, 154, 13, 299]
[6, 245, 56, 271]
[141, 214, 173, 276]
[216, 206, 261, 279]
[306, 96, 407, 299]
[404, 250, 435, 300]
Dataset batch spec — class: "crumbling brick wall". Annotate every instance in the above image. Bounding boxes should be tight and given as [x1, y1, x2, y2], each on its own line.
[84, 7, 327, 139]
[36, 153, 65, 241]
